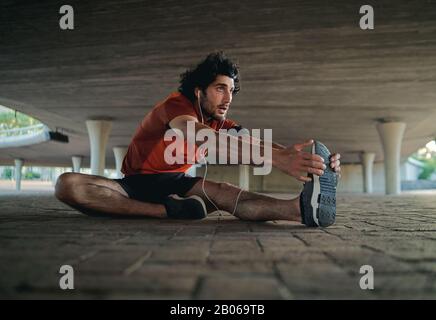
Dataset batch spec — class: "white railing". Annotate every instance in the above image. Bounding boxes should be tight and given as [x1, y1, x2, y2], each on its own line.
[0, 123, 46, 137]
[0, 124, 51, 148]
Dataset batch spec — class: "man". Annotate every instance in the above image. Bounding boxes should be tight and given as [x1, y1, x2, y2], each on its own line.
[55, 52, 341, 227]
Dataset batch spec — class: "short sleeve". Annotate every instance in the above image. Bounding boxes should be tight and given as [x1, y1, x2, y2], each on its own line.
[164, 99, 198, 123]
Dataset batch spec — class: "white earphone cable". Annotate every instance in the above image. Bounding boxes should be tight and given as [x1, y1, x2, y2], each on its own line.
[196, 95, 243, 216]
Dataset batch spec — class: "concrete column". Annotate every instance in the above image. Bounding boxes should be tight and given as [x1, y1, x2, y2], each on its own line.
[113, 146, 128, 179]
[251, 174, 264, 193]
[14, 159, 24, 191]
[71, 156, 83, 173]
[239, 165, 250, 191]
[86, 120, 112, 176]
[376, 122, 406, 195]
[360, 152, 376, 193]
[235, 128, 251, 191]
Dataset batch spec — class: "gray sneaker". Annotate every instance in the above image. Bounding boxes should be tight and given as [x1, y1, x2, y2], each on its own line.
[300, 141, 337, 227]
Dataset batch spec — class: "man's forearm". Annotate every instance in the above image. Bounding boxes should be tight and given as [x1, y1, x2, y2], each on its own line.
[239, 132, 284, 150]
[272, 142, 286, 150]
[193, 122, 274, 167]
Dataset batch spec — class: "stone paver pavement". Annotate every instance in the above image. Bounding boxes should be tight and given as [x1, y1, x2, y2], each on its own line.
[0, 191, 435, 299]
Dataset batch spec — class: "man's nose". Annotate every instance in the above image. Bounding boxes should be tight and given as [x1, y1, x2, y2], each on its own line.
[224, 91, 232, 104]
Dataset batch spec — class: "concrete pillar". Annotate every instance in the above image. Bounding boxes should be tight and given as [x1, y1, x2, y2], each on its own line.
[234, 127, 251, 191]
[71, 156, 83, 173]
[376, 122, 406, 195]
[360, 152, 376, 193]
[86, 120, 112, 176]
[251, 174, 264, 193]
[113, 146, 128, 179]
[239, 165, 250, 191]
[14, 159, 24, 191]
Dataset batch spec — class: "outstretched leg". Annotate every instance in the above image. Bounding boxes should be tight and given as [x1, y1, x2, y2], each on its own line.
[55, 173, 166, 218]
[185, 179, 301, 222]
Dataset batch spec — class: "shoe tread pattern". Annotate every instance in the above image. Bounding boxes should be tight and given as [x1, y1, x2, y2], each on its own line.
[315, 141, 337, 227]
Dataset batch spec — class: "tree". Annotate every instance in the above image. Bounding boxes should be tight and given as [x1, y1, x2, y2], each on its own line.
[1, 168, 13, 180]
[0, 110, 41, 131]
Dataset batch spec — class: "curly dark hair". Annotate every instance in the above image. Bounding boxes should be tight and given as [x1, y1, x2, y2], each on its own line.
[178, 51, 240, 102]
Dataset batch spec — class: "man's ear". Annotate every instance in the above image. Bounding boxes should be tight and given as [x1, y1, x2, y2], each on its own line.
[194, 88, 200, 99]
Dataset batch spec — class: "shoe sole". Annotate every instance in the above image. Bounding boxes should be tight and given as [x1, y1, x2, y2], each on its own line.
[168, 194, 208, 218]
[302, 142, 337, 227]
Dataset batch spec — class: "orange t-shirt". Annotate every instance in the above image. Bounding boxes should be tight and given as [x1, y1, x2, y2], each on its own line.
[121, 92, 238, 176]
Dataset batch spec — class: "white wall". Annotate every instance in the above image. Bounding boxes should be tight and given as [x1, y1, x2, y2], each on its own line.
[336, 164, 363, 193]
[334, 162, 384, 194]
[401, 161, 423, 181]
[197, 163, 387, 194]
[373, 162, 386, 194]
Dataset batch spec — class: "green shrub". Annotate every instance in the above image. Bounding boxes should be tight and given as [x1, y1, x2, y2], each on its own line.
[418, 166, 434, 180]
[1, 168, 13, 179]
[24, 171, 41, 180]
[415, 158, 436, 180]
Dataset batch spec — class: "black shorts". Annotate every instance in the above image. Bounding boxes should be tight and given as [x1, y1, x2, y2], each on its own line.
[114, 173, 202, 204]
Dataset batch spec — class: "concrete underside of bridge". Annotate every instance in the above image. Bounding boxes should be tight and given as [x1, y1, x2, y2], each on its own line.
[1, 0, 436, 168]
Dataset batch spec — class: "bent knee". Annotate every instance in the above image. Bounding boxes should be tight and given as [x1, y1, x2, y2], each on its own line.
[55, 172, 83, 203]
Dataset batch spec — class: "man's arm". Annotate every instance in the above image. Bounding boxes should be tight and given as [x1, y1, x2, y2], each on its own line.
[169, 115, 268, 166]
[229, 124, 285, 150]
[231, 126, 341, 175]
[168, 115, 327, 182]
[248, 134, 285, 150]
